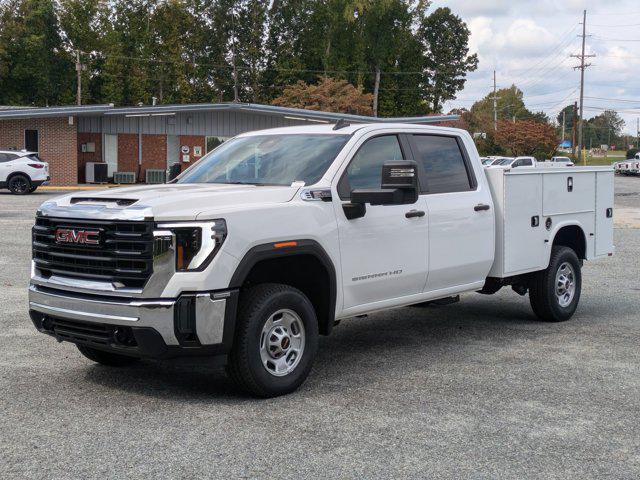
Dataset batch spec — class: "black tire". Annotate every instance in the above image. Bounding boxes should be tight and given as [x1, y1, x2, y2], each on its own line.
[76, 344, 140, 367]
[226, 283, 319, 398]
[529, 246, 582, 322]
[29, 186, 38, 193]
[8, 174, 32, 195]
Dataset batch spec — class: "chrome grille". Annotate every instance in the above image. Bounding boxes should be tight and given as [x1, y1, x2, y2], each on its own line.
[32, 217, 154, 288]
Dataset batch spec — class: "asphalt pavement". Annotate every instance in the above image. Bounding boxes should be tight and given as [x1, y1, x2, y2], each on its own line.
[1, 178, 639, 479]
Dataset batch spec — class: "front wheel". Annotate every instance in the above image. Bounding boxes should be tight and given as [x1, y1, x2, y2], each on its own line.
[226, 283, 319, 397]
[529, 246, 582, 322]
[8, 174, 32, 195]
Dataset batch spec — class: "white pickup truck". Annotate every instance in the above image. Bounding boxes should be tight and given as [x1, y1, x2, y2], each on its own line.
[28, 124, 615, 397]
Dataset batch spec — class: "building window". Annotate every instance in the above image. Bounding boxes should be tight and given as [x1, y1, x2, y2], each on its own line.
[206, 136, 228, 153]
[25, 129, 39, 152]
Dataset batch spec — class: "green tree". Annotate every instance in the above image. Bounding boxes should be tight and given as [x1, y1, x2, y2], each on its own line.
[557, 104, 576, 133]
[0, 0, 74, 105]
[583, 110, 625, 149]
[418, 7, 478, 112]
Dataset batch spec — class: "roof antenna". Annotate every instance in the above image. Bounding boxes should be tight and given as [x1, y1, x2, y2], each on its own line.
[333, 118, 350, 130]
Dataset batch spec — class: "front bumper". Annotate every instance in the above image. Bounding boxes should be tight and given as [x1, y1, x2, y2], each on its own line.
[28, 284, 238, 359]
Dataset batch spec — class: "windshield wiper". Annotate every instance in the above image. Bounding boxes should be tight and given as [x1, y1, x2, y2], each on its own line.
[211, 181, 285, 186]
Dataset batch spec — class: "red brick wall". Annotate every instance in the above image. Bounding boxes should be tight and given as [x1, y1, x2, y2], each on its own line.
[117, 134, 139, 180]
[0, 117, 78, 185]
[141, 134, 166, 179]
[115, 134, 167, 182]
[77, 132, 102, 183]
[179, 135, 206, 169]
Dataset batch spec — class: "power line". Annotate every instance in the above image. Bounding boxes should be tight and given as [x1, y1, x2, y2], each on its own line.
[503, 23, 579, 77]
[589, 22, 640, 27]
[592, 36, 640, 42]
[584, 96, 640, 104]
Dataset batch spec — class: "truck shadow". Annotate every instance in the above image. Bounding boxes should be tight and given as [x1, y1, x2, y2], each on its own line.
[80, 297, 610, 402]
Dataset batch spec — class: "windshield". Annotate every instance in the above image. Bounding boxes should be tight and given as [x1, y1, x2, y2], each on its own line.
[176, 134, 349, 186]
[497, 158, 514, 165]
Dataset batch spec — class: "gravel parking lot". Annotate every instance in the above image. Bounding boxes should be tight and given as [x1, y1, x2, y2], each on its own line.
[1, 177, 639, 479]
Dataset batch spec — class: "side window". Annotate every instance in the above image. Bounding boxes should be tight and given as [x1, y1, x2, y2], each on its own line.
[0, 153, 7, 162]
[522, 159, 533, 166]
[412, 135, 474, 194]
[338, 135, 403, 198]
[513, 159, 523, 168]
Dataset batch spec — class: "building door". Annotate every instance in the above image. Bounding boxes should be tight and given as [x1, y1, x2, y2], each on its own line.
[104, 134, 118, 177]
[167, 135, 180, 168]
[25, 129, 38, 152]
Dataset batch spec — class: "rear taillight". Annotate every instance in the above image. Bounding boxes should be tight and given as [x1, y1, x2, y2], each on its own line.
[28, 163, 44, 169]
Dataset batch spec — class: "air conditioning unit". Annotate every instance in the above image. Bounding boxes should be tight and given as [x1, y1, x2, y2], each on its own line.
[146, 169, 166, 184]
[113, 172, 136, 184]
[85, 162, 108, 183]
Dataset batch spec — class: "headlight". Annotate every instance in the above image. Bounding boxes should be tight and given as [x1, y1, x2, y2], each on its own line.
[156, 220, 227, 271]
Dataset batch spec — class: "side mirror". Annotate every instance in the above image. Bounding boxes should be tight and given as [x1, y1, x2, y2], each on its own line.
[351, 160, 419, 206]
[344, 161, 419, 220]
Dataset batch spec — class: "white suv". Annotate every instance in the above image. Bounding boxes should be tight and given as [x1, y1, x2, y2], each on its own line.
[0, 150, 50, 194]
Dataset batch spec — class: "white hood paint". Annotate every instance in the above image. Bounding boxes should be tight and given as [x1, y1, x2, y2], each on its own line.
[43, 183, 300, 221]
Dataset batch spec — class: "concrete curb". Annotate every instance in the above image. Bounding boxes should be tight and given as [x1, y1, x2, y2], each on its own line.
[39, 185, 118, 191]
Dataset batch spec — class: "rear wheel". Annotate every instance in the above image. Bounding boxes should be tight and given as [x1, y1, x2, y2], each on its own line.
[76, 344, 140, 367]
[529, 246, 582, 322]
[226, 283, 318, 397]
[8, 174, 31, 195]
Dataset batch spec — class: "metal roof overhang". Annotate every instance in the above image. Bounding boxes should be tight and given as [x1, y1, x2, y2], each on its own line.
[0, 102, 458, 124]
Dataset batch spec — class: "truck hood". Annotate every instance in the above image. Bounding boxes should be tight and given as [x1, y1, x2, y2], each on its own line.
[38, 183, 300, 221]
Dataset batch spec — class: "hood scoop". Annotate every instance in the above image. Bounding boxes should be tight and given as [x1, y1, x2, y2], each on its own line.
[70, 197, 138, 207]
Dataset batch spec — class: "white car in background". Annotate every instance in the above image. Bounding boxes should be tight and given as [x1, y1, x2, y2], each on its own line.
[484, 156, 513, 167]
[547, 156, 575, 167]
[489, 156, 536, 169]
[0, 150, 50, 194]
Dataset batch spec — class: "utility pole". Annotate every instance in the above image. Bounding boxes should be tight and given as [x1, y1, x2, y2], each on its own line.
[637, 118, 639, 148]
[572, 101, 578, 157]
[75, 50, 82, 106]
[562, 110, 566, 142]
[571, 10, 595, 165]
[230, 10, 239, 102]
[492, 70, 498, 131]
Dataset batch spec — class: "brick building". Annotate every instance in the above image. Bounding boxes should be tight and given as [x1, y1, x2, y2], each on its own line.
[0, 103, 455, 186]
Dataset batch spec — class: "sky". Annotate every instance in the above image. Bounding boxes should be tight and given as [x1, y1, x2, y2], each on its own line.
[432, 0, 640, 136]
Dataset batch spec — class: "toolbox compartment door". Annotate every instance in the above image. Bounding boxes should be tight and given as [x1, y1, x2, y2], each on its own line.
[594, 170, 614, 257]
[503, 173, 545, 274]
[542, 172, 595, 216]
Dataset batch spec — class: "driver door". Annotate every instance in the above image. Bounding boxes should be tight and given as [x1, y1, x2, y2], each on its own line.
[333, 134, 428, 311]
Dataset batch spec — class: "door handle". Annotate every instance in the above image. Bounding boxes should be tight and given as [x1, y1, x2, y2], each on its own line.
[474, 204, 491, 212]
[405, 210, 425, 218]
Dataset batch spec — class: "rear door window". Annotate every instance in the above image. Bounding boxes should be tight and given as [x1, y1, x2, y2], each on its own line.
[411, 135, 475, 194]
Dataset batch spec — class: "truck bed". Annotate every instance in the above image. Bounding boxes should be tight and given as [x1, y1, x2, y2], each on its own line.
[485, 166, 614, 278]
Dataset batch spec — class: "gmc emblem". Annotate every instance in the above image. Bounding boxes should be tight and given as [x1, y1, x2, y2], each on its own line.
[55, 228, 101, 245]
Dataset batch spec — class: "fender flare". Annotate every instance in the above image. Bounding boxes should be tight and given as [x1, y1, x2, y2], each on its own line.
[547, 221, 588, 262]
[229, 239, 337, 335]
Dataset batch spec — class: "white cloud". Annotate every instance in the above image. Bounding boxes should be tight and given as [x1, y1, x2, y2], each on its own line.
[432, 0, 640, 134]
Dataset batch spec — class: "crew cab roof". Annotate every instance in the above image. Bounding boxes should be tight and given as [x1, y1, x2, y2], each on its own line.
[235, 122, 466, 138]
